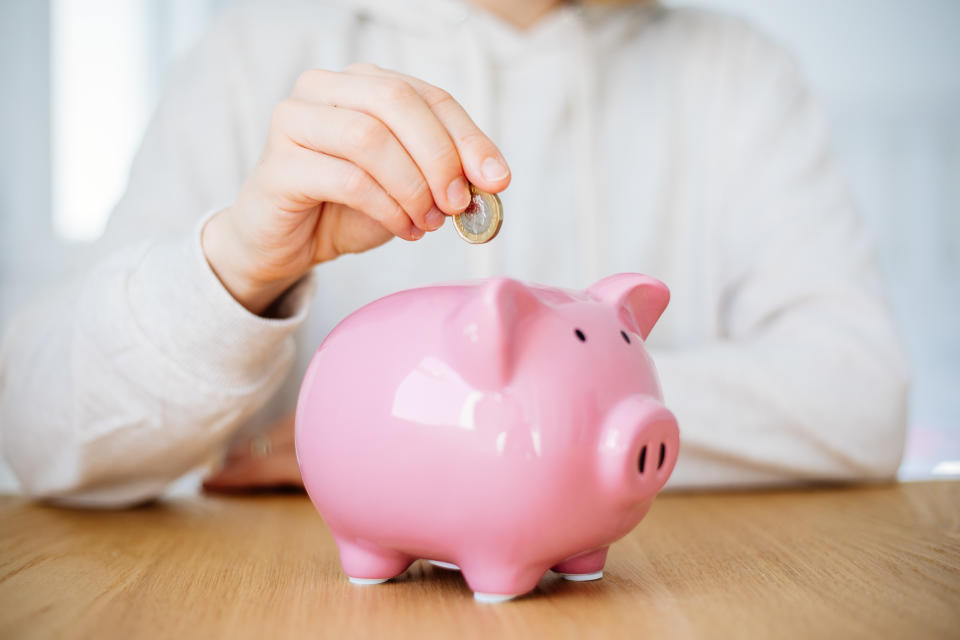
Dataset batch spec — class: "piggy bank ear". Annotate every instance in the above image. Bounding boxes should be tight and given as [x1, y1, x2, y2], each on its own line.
[587, 273, 669, 340]
[446, 278, 544, 388]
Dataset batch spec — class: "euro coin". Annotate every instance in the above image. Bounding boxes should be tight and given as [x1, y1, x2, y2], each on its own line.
[453, 185, 503, 244]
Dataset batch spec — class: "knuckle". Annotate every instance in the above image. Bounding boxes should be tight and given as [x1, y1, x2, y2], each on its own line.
[401, 178, 432, 215]
[340, 165, 371, 199]
[457, 129, 493, 154]
[422, 87, 455, 109]
[345, 115, 388, 152]
[344, 61, 379, 74]
[407, 177, 431, 205]
[381, 78, 417, 104]
[269, 99, 296, 128]
[292, 68, 326, 94]
[257, 153, 291, 191]
[427, 141, 461, 168]
[387, 203, 408, 228]
[290, 69, 337, 97]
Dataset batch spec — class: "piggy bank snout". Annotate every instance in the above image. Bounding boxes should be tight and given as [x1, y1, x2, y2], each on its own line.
[598, 396, 679, 498]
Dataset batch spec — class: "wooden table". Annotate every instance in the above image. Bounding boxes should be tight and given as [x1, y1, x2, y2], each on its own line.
[1, 481, 958, 639]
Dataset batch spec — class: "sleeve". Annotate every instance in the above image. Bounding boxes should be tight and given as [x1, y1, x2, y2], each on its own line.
[0, 12, 314, 507]
[655, 25, 910, 488]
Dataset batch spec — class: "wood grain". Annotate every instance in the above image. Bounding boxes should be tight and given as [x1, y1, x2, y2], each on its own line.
[1, 481, 958, 639]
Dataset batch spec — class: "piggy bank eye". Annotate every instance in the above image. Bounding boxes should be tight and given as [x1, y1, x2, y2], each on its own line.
[620, 330, 631, 344]
[574, 328, 586, 342]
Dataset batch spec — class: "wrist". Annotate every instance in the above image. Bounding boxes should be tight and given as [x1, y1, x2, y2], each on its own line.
[201, 209, 300, 316]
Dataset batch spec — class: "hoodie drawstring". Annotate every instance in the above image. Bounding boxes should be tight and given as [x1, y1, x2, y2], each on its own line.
[570, 7, 604, 284]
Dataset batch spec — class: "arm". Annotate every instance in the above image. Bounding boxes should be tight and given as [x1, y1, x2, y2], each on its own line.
[658, 28, 909, 488]
[0, 15, 312, 507]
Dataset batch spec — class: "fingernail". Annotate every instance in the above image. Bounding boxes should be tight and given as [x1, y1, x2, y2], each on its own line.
[481, 156, 509, 182]
[410, 226, 425, 240]
[446, 176, 470, 210]
[425, 207, 445, 230]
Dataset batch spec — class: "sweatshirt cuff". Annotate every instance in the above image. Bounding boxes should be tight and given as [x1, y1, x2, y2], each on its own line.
[126, 211, 316, 388]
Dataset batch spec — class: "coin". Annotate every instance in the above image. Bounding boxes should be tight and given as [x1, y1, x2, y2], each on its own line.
[453, 184, 503, 244]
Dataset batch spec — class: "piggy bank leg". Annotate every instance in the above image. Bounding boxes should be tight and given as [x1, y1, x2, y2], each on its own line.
[551, 547, 608, 581]
[460, 562, 548, 603]
[334, 536, 414, 585]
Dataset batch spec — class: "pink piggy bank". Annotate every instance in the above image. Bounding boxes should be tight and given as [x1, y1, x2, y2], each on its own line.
[295, 273, 679, 602]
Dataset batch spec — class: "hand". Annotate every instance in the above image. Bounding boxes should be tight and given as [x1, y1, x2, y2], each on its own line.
[202, 63, 511, 314]
[202, 414, 303, 493]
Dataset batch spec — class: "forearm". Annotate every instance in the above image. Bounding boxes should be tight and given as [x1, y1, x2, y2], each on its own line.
[0, 221, 313, 507]
[652, 296, 909, 489]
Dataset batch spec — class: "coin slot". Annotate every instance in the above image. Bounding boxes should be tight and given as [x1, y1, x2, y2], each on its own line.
[574, 328, 586, 342]
[620, 330, 631, 344]
[638, 445, 647, 474]
[658, 443, 666, 470]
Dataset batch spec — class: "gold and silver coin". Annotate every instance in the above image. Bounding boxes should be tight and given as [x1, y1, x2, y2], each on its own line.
[453, 184, 503, 244]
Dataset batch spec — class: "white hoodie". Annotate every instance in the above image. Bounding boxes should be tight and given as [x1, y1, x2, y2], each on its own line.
[0, 0, 909, 507]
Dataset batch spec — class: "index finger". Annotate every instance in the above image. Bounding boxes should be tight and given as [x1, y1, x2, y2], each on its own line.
[348, 64, 511, 195]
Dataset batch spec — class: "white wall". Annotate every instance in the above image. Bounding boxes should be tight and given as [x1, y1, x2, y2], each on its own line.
[0, 1, 59, 327]
[0, 0, 225, 327]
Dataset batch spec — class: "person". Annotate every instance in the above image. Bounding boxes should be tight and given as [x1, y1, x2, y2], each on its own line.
[0, 0, 909, 507]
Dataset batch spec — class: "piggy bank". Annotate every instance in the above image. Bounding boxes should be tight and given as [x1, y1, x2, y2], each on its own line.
[295, 273, 679, 602]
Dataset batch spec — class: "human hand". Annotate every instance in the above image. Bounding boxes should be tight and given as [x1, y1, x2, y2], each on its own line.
[202, 63, 511, 314]
[202, 414, 303, 493]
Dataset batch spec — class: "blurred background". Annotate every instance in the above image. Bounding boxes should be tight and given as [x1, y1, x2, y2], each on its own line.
[0, 0, 958, 488]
